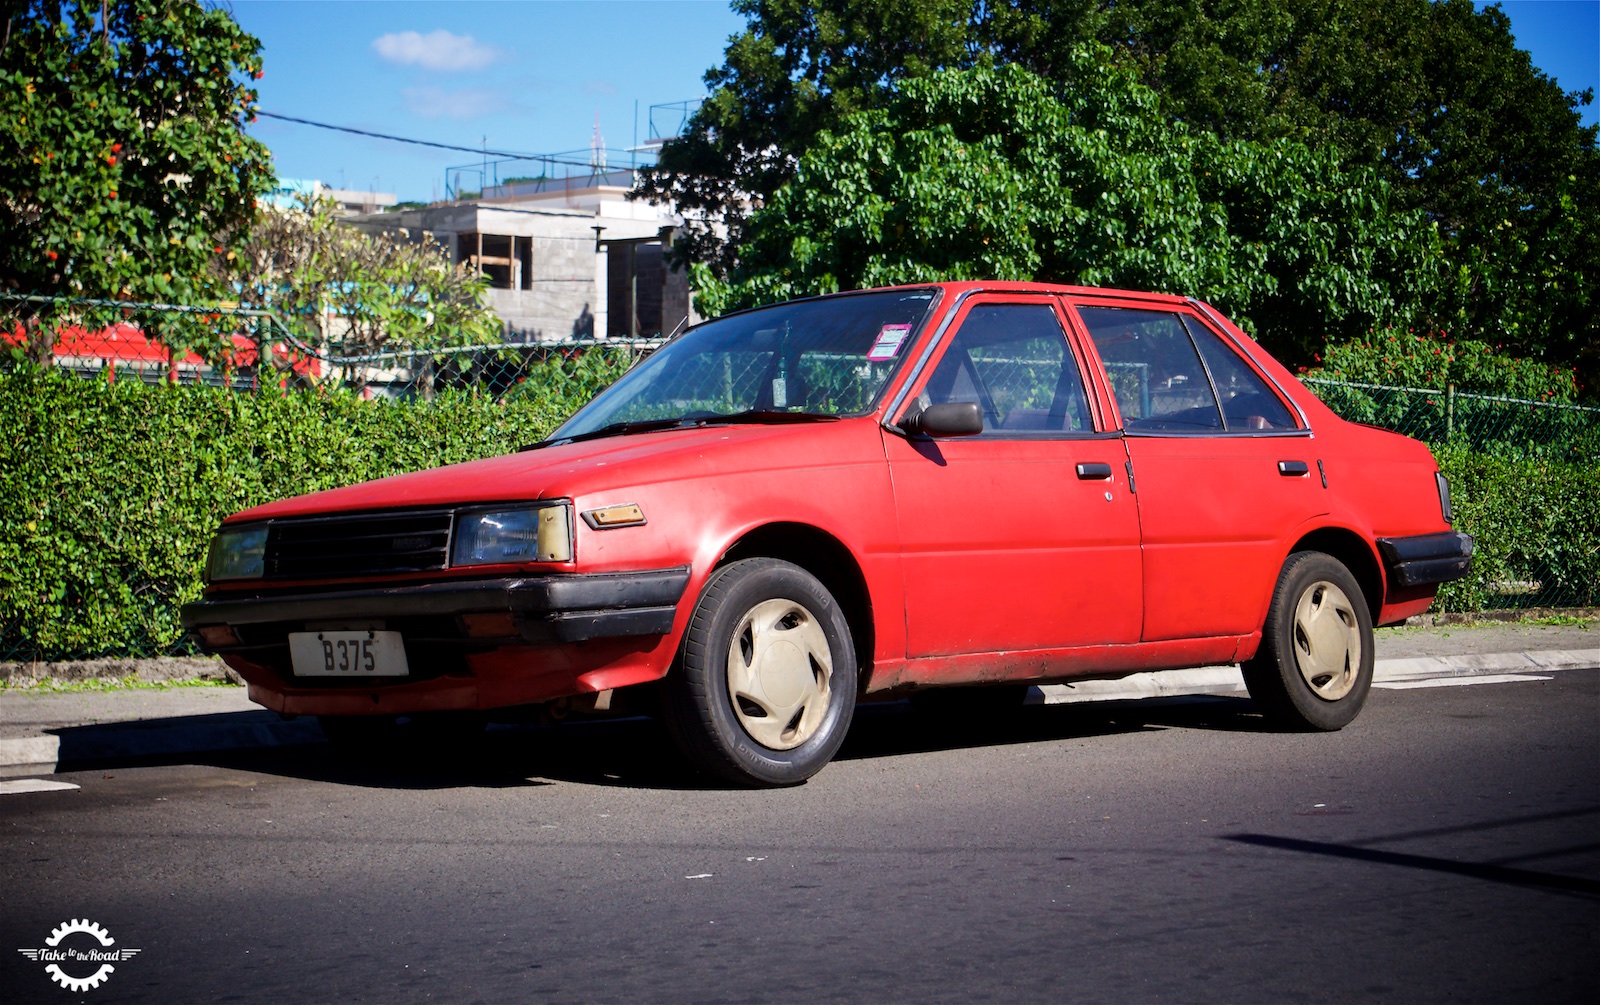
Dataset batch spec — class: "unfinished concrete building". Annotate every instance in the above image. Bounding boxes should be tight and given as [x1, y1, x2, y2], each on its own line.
[349, 168, 694, 342]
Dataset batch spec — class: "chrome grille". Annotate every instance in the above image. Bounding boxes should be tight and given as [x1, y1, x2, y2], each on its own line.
[264, 511, 453, 579]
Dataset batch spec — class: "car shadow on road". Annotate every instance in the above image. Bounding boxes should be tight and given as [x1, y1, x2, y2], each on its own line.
[51, 692, 1272, 792]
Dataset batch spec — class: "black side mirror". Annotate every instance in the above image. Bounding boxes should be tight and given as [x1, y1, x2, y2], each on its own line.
[900, 401, 984, 437]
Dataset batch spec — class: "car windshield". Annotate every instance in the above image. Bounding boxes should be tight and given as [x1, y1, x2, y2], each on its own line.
[547, 289, 938, 442]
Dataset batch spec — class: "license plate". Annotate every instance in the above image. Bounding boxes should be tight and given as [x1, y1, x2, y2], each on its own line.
[289, 631, 409, 677]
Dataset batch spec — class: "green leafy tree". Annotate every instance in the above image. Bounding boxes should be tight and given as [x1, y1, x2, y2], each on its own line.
[641, 0, 1598, 387]
[701, 59, 1438, 361]
[230, 196, 503, 393]
[0, 0, 273, 363]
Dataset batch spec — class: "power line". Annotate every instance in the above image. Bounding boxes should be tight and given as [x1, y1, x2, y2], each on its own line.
[255, 111, 602, 169]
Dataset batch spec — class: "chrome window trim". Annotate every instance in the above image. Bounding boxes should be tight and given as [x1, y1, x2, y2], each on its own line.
[1186, 298, 1311, 431]
[1122, 427, 1314, 439]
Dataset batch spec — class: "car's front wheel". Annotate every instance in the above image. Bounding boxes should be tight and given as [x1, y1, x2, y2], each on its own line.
[661, 559, 857, 786]
[1242, 551, 1374, 730]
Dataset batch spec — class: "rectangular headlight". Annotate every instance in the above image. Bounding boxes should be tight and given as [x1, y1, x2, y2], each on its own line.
[452, 504, 573, 566]
[207, 525, 269, 581]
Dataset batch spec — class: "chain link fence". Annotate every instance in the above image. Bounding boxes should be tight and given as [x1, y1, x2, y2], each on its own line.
[1302, 377, 1600, 464]
[2, 302, 1595, 667]
[1, 293, 664, 398]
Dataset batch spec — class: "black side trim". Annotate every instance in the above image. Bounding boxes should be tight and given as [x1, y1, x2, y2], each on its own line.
[1377, 532, 1475, 588]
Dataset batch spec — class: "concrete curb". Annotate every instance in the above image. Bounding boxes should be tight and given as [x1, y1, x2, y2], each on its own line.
[1, 649, 1596, 778]
[0, 712, 324, 779]
[1024, 649, 1600, 704]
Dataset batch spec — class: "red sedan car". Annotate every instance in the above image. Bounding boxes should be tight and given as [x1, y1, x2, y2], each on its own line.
[182, 283, 1472, 785]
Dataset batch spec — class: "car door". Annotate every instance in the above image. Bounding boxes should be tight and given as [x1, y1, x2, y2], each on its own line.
[1068, 301, 1326, 642]
[884, 297, 1142, 659]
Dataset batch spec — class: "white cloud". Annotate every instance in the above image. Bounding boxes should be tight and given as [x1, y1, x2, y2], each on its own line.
[401, 86, 506, 120]
[373, 30, 500, 72]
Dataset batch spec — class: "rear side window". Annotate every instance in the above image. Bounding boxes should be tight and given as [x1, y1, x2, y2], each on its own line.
[1183, 318, 1297, 430]
[1076, 307, 1222, 431]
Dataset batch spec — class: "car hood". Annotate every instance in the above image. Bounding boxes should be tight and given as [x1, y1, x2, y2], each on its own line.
[225, 418, 880, 524]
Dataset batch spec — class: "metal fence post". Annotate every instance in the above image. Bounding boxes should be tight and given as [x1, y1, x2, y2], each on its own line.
[1446, 382, 1456, 439]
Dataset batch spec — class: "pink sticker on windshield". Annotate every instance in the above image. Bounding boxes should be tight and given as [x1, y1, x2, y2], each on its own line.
[867, 323, 913, 362]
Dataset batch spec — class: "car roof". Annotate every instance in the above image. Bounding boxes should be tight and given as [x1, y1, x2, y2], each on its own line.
[883, 280, 1193, 306]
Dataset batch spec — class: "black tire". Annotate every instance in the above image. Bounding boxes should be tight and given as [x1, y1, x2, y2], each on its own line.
[1242, 551, 1375, 731]
[661, 558, 857, 786]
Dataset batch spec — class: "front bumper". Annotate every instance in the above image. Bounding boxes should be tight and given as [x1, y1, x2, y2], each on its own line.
[180, 567, 693, 711]
[180, 566, 692, 645]
[1377, 532, 1475, 588]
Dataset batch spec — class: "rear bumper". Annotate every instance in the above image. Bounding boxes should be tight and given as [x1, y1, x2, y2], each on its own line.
[1377, 532, 1474, 588]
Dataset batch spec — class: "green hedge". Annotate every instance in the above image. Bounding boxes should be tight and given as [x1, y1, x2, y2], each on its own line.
[1, 371, 1595, 660]
[1432, 445, 1600, 612]
[1, 371, 569, 660]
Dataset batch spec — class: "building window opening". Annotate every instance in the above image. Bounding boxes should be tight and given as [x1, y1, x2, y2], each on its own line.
[458, 232, 528, 291]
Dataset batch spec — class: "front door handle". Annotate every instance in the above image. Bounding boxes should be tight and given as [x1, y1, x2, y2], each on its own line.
[1278, 460, 1310, 476]
[1076, 462, 1114, 480]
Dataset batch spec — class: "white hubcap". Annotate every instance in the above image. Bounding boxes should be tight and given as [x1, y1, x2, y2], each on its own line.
[726, 599, 832, 750]
[1292, 580, 1362, 701]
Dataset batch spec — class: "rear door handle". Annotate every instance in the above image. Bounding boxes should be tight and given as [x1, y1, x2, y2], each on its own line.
[1278, 460, 1310, 476]
[1076, 462, 1113, 480]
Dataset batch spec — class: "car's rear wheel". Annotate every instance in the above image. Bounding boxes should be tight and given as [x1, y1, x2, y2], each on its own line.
[661, 558, 857, 786]
[1242, 551, 1374, 730]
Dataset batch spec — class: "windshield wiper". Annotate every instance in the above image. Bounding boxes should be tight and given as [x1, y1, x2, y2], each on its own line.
[518, 417, 704, 451]
[695, 409, 843, 426]
[518, 410, 842, 452]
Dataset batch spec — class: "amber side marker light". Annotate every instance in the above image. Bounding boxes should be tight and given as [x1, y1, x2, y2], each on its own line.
[582, 503, 647, 529]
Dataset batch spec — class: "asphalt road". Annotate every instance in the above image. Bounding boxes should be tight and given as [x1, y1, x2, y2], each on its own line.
[2, 671, 1596, 1004]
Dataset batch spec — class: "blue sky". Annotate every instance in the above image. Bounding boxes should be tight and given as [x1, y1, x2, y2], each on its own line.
[232, 0, 1600, 204]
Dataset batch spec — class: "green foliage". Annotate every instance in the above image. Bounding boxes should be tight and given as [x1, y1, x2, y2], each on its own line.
[497, 345, 639, 412]
[1310, 329, 1581, 402]
[1433, 445, 1600, 612]
[0, 369, 586, 659]
[0, 0, 275, 362]
[702, 60, 1438, 361]
[229, 196, 502, 385]
[644, 0, 1598, 388]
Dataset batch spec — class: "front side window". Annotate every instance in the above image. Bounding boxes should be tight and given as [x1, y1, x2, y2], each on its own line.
[915, 303, 1093, 436]
[1077, 307, 1223, 432]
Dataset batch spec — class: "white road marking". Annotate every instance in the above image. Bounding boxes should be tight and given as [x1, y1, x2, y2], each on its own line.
[0, 778, 80, 794]
[1374, 673, 1553, 690]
